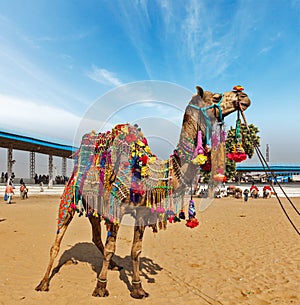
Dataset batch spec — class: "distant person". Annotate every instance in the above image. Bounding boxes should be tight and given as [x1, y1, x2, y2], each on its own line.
[5, 182, 14, 204]
[20, 178, 24, 185]
[5, 172, 8, 183]
[20, 183, 28, 199]
[9, 177, 15, 189]
[1, 172, 4, 183]
[243, 189, 249, 202]
[40, 181, 44, 192]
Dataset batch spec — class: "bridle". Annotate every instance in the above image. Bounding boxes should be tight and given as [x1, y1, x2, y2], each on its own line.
[188, 94, 224, 146]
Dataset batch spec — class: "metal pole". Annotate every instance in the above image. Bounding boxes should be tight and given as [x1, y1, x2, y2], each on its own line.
[62, 157, 67, 177]
[30, 152, 35, 179]
[7, 147, 13, 177]
[49, 155, 53, 180]
[266, 144, 269, 162]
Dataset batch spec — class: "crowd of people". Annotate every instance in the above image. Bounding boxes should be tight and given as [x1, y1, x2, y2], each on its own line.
[33, 173, 68, 185]
[1, 172, 15, 183]
[2, 172, 69, 204]
[1, 172, 68, 185]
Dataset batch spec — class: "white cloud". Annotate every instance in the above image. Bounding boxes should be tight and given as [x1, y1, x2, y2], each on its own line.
[0, 94, 81, 145]
[87, 65, 123, 86]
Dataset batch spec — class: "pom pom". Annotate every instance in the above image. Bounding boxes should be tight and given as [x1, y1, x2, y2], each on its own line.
[168, 216, 174, 223]
[179, 210, 186, 220]
[156, 207, 165, 213]
[186, 218, 199, 228]
[226, 152, 247, 162]
[213, 173, 227, 182]
[201, 161, 211, 171]
[233, 85, 244, 91]
[173, 215, 181, 222]
[192, 153, 207, 165]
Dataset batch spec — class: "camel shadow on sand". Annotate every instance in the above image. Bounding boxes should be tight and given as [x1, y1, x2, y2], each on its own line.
[49, 242, 163, 292]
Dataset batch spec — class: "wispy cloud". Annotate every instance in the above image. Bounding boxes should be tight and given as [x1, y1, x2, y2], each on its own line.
[0, 16, 89, 110]
[259, 46, 272, 54]
[109, 1, 153, 78]
[176, 0, 260, 80]
[259, 31, 282, 55]
[86, 65, 123, 86]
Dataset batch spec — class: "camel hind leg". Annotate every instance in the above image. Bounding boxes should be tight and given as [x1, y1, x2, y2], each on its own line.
[35, 211, 74, 292]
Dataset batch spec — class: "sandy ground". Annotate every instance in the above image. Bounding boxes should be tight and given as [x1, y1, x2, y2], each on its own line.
[0, 195, 299, 305]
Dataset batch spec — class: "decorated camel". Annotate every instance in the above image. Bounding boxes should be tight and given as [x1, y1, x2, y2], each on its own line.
[36, 85, 251, 298]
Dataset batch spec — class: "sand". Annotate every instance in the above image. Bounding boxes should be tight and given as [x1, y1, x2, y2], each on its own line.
[0, 195, 299, 305]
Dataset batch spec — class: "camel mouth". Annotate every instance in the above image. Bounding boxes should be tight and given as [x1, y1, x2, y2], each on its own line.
[236, 92, 251, 110]
[240, 98, 251, 109]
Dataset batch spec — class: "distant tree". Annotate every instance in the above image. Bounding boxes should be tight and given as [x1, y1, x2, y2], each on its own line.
[225, 123, 260, 180]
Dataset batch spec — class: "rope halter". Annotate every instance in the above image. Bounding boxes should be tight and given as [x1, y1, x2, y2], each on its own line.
[188, 94, 224, 146]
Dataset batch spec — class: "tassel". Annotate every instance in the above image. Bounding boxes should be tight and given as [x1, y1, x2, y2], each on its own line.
[179, 209, 186, 220]
[188, 199, 196, 219]
[186, 218, 199, 228]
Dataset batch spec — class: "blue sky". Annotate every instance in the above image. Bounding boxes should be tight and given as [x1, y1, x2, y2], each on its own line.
[0, 0, 300, 176]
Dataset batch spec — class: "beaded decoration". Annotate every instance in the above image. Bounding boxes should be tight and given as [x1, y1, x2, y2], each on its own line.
[211, 121, 227, 184]
[57, 124, 185, 232]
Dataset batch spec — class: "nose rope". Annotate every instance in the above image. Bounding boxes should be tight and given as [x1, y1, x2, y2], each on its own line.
[188, 94, 224, 146]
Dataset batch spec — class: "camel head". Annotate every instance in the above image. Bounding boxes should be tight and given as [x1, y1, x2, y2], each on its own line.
[176, 85, 251, 185]
[190, 85, 251, 120]
[180, 85, 251, 150]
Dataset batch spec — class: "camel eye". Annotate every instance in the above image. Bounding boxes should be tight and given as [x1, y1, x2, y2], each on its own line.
[239, 92, 247, 98]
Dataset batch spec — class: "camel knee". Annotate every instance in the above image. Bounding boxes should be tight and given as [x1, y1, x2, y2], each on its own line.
[104, 244, 115, 261]
[50, 244, 60, 258]
[131, 249, 142, 261]
[103, 238, 116, 261]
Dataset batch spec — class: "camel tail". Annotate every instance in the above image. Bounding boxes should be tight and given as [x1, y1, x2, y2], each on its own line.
[57, 175, 76, 234]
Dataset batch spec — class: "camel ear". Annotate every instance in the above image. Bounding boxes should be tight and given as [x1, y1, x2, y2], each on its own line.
[195, 86, 204, 98]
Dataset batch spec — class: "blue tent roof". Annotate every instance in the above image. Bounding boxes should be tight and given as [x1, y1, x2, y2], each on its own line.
[236, 165, 300, 173]
[0, 131, 77, 158]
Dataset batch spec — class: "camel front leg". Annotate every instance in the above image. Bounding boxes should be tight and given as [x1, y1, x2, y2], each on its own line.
[89, 216, 121, 271]
[130, 221, 149, 299]
[35, 212, 74, 291]
[92, 223, 119, 297]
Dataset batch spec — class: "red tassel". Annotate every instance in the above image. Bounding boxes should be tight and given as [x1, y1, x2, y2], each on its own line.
[186, 218, 199, 228]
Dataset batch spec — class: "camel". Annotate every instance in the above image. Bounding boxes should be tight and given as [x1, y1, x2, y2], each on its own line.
[35, 85, 251, 298]
[263, 186, 272, 198]
[226, 185, 243, 198]
[250, 185, 259, 198]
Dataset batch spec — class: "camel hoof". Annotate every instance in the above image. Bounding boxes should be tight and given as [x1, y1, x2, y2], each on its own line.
[92, 280, 109, 297]
[35, 280, 49, 292]
[130, 283, 149, 299]
[92, 287, 109, 297]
